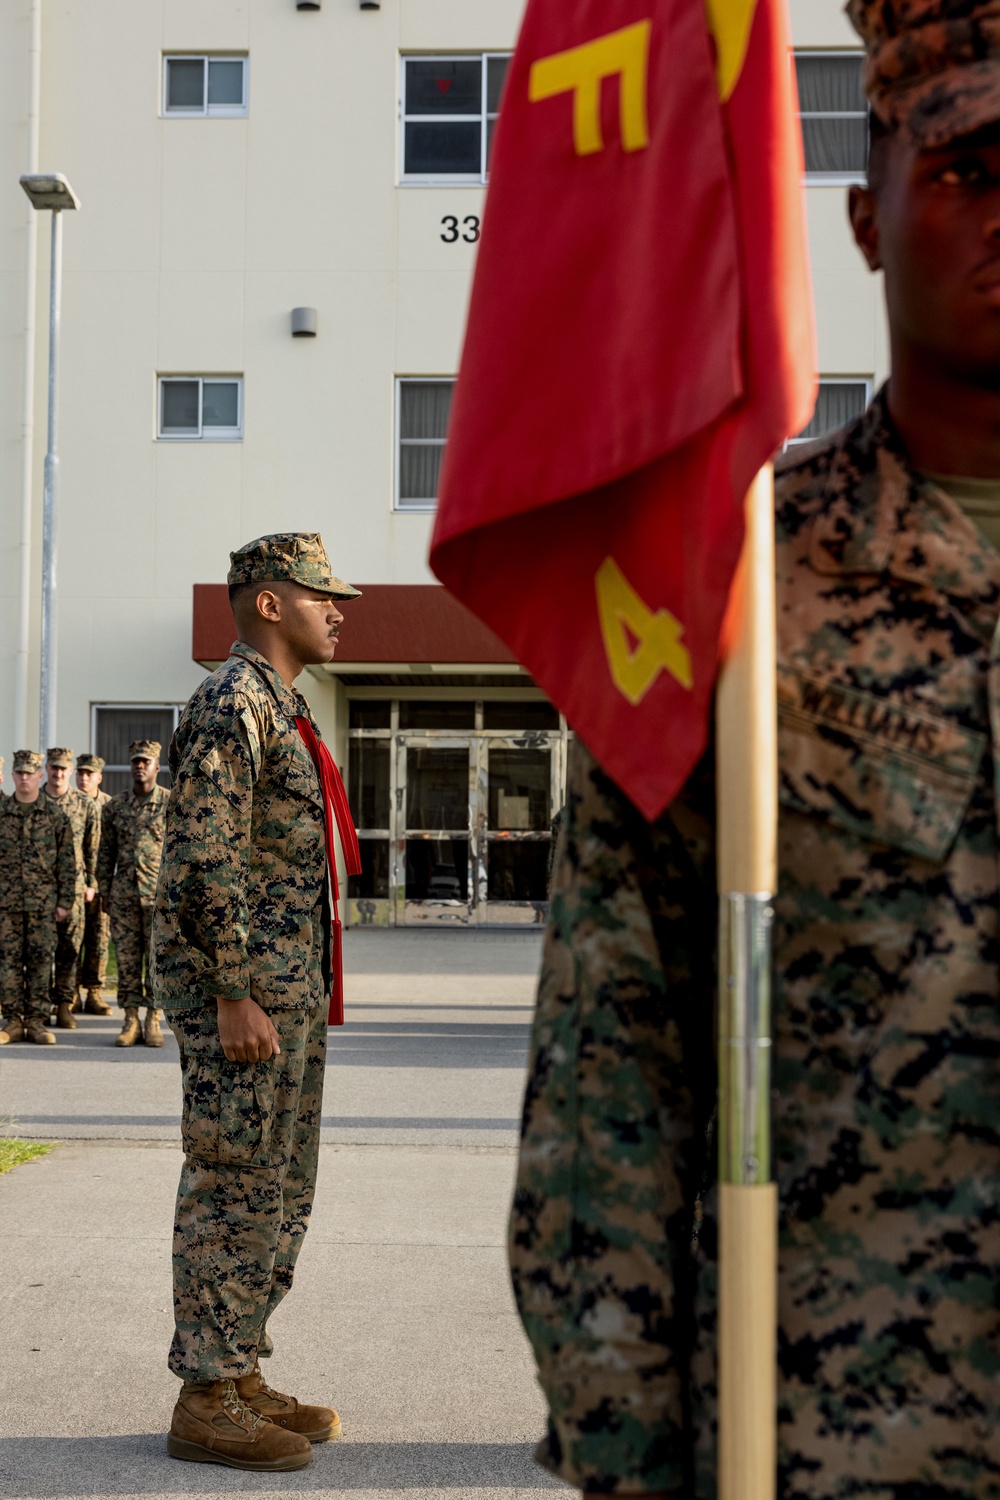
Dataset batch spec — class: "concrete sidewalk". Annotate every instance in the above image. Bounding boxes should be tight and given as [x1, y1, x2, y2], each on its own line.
[0, 931, 566, 1500]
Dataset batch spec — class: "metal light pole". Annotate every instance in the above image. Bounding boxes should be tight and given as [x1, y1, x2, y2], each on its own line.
[19, 172, 80, 752]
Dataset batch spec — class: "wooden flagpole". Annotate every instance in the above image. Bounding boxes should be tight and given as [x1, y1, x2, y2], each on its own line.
[715, 464, 778, 1500]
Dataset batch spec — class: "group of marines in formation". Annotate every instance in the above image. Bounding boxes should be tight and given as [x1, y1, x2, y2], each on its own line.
[0, 740, 168, 1048]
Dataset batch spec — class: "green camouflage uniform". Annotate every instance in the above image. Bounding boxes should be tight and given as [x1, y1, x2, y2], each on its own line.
[152, 641, 333, 1381]
[0, 797, 77, 1022]
[78, 788, 112, 989]
[44, 785, 100, 1005]
[96, 785, 170, 1009]
[511, 391, 1000, 1497]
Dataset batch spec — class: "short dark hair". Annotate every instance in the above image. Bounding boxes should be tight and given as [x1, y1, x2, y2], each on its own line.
[867, 112, 895, 194]
[228, 579, 262, 611]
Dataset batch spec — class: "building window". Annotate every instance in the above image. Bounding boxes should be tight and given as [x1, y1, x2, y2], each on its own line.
[795, 52, 867, 180]
[163, 56, 248, 117]
[401, 54, 509, 182]
[158, 377, 243, 441]
[788, 378, 871, 445]
[92, 705, 181, 796]
[395, 378, 453, 510]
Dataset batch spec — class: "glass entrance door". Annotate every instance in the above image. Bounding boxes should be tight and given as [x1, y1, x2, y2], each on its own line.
[348, 700, 568, 927]
[397, 737, 475, 926]
[479, 741, 555, 925]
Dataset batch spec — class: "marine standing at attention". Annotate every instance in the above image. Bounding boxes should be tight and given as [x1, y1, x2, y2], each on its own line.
[509, 2, 1000, 1495]
[42, 747, 100, 1030]
[97, 741, 170, 1048]
[0, 751, 76, 1046]
[152, 532, 360, 1472]
[75, 752, 113, 1015]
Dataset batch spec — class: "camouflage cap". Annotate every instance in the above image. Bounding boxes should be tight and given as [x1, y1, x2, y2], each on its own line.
[129, 739, 161, 761]
[848, 0, 1000, 148]
[45, 746, 74, 768]
[227, 533, 361, 600]
[13, 750, 43, 773]
[76, 753, 105, 772]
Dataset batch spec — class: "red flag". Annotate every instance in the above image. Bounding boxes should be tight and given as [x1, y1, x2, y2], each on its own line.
[430, 0, 815, 820]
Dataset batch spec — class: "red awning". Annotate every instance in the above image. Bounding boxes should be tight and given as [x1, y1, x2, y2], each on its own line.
[192, 583, 518, 668]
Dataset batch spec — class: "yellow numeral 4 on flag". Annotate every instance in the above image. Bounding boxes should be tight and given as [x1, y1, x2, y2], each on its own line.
[528, 20, 651, 156]
[596, 557, 693, 705]
[704, 0, 758, 100]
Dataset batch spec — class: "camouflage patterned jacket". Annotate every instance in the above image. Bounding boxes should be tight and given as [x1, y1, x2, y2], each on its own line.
[96, 785, 170, 907]
[0, 796, 77, 914]
[513, 389, 1000, 1497]
[44, 785, 99, 901]
[151, 641, 329, 1012]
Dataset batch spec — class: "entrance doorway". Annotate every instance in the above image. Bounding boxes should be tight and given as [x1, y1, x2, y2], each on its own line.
[346, 699, 566, 927]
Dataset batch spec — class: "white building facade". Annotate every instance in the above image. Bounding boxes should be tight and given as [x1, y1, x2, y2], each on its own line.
[0, 0, 884, 925]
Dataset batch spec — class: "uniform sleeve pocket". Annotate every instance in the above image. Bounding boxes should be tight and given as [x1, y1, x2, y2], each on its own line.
[778, 665, 983, 863]
[198, 746, 247, 812]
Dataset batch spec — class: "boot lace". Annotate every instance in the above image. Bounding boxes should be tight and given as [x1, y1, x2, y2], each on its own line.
[221, 1379, 263, 1430]
[251, 1363, 284, 1402]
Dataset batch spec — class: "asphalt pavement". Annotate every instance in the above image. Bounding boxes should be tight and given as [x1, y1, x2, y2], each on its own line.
[0, 930, 567, 1500]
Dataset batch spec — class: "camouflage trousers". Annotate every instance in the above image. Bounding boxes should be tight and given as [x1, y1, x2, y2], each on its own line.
[52, 899, 86, 1006]
[77, 895, 110, 989]
[167, 998, 327, 1380]
[0, 909, 59, 1021]
[110, 892, 154, 1009]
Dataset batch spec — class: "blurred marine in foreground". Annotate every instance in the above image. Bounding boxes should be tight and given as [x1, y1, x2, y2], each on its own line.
[510, 3, 1000, 1495]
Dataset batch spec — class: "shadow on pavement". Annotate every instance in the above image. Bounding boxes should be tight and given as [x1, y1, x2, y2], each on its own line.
[0, 1020, 532, 1070]
[0, 1434, 567, 1493]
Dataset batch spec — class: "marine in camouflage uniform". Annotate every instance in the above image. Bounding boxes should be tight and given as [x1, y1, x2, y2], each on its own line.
[75, 752, 113, 1014]
[510, 3, 1000, 1495]
[152, 532, 359, 1470]
[42, 747, 100, 1029]
[0, 751, 76, 1046]
[96, 740, 169, 1047]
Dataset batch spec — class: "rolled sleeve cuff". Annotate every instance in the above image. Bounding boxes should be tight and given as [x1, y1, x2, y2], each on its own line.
[196, 967, 251, 1003]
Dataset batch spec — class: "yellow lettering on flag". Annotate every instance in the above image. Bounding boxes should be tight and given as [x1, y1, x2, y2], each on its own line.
[596, 558, 693, 705]
[528, 21, 651, 156]
[704, 0, 758, 101]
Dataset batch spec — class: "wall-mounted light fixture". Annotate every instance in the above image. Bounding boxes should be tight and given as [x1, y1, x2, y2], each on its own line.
[291, 307, 318, 338]
[360, 1, 380, 9]
[296, 1, 321, 10]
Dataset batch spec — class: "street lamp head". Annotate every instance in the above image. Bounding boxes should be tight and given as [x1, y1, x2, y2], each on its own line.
[19, 173, 80, 211]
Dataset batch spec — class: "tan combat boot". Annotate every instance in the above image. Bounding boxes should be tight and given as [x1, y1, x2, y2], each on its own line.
[115, 1006, 142, 1047]
[0, 1017, 25, 1045]
[143, 1007, 164, 1047]
[55, 1001, 77, 1029]
[167, 1378, 313, 1471]
[85, 988, 111, 1015]
[235, 1363, 342, 1442]
[25, 1020, 56, 1045]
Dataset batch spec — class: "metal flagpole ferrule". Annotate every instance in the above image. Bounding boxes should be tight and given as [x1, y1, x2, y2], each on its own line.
[718, 892, 773, 1186]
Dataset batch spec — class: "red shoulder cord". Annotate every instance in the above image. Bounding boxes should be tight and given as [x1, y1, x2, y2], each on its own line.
[294, 717, 362, 1025]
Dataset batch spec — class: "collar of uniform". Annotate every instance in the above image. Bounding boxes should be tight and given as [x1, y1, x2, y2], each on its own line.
[806, 385, 1000, 636]
[227, 640, 311, 723]
[126, 785, 164, 805]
